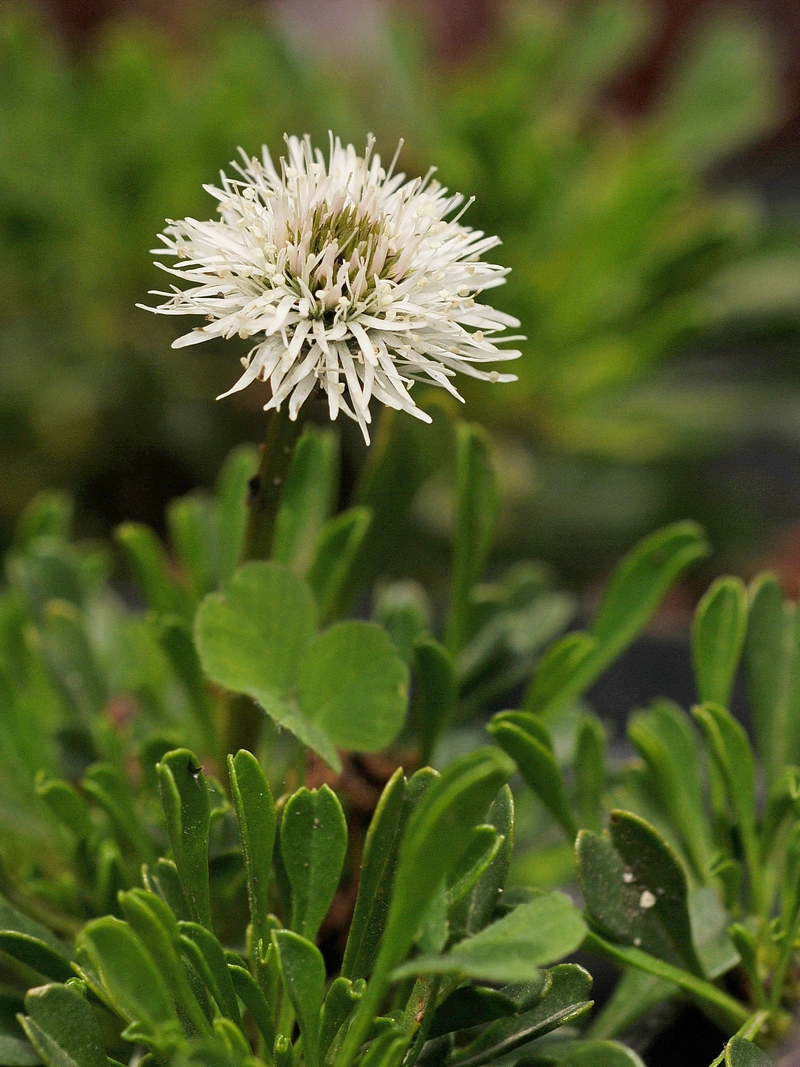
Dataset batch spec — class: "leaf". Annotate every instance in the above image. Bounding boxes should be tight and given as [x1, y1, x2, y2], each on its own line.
[449, 785, 514, 940]
[524, 634, 600, 718]
[627, 700, 713, 881]
[392, 892, 586, 982]
[272, 931, 325, 1067]
[319, 977, 364, 1062]
[446, 825, 503, 909]
[35, 776, 94, 842]
[341, 769, 408, 982]
[178, 921, 242, 1028]
[552, 1040, 647, 1066]
[689, 885, 739, 980]
[657, 14, 779, 166]
[307, 508, 372, 623]
[280, 785, 347, 942]
[227, 750, 275, 941]
[412, 637, 457, 766]
[15, 492, 73, 549]
[525, 523, 709, 719]
[115, 523, 184, 617]
[445, 423, 499, 655]
[692, 577, 747, 708]
[227, 964, 275, 1049]
[167, 493, 216, 606]
[272, 427, 339, 575]
[82, 763, 154, 863]
[155, 616, 216, 751]
[297, 621, 408, 753]
[724, 1036, 771, 1067]
[156, 749, 211, 928]
[0, 895, 73, 983]
[428, 986, 517, 1038]
[118, 890, 211, 1038]
[40, 602, 106, 723]
[0, 1033, 40, 1066]
[489, 712, 578, 840]
[215, 445, 259, 584]
[19, 984, 106, 1067]
[575, 714, 607, 833]
[195, 562, 339, 767]
[576, 811, 703, 975]
[450, 964, 594, 1067]
[744, 573, 800, 787]
[691, 703, 759, 902]
[588, 968, 675, 1041]
[75, 916, 179, 1033]
[337, 748, 514, 1067]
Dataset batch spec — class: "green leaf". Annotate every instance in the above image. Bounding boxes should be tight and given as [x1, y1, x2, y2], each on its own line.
[575, 714, 607, 833]
[75, 916, 179, 1034]
[215, 445, 259, 584]
[307, 508, 372, 623]
[227, 750, 276, 941]
[724, 1036, 771, 1067]
[525, 523, 709, 718]
[450, 964, 594, 1067]
[0, 895, 73, 983]
[691, 703, 761, 909]
[272, 427, 339, 575]
[115, 522, 185, 617]
[167, 494, 216, 606]
[689, 885, 739, 980]
[194, 562, 340, 767]
[281, 785, 347, 942]
[272, 931, 325, 1067]
[15, 492, 73, 550]
[35, 776, 94, 842]
[627, 700, 713, 881]
[744, 573, 800, 788]
[297, 621, 408, 753]
[489, 712, 578, 840]
[561, 1041, 646, 1066]
[155, 615, 216, 751]
[658, 14, 779, 166]
[524, 633, 600, 718]
[156, 749, 211, 928]
[0, 1033, 40, 1066]
[393, 892, 586, 982]
[178, 921, 242, 1029]
[449, 785, 514, 939]
[588, 968, 675, 1041]
[82, 763, 154, 863]
[227, 964, 275, 1049]
[40, 602, 106, 723]
[19, 984, 106, 1067]
[429, 986, 517, 1038]
[319, 977, 364, 1062]
[692, 577, 747, 708]
[337, 748, 514, 1067]
[445, 423, 499, 655]
[576, 811, 703, 974]
[412, 637, 457, 766]
[446, 825, 503, 909]
[341, 769, 408, 982]
[118, 890, 211, 1037]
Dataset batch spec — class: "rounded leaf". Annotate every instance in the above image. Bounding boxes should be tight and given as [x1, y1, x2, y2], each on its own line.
[298, 622, 408, 751]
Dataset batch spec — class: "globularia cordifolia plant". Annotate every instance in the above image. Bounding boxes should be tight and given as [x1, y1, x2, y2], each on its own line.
[0, 137, 796, 1067]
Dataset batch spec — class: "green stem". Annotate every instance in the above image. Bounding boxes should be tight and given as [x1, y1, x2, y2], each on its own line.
[707, 1011, 770, 1067]
[583, 931, 753, 1034]
[402, 976, 442, 1067]
[244, 405, 305, 562]
[769, 907, 800, 1013]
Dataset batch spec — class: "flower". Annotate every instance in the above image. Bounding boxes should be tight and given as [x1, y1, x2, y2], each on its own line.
[142, 134, 521, 442]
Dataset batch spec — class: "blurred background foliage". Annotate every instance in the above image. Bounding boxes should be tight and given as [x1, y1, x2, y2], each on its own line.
[2, 0, 800, 585]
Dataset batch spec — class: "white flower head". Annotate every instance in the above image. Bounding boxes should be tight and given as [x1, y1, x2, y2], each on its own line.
[142, 134, 522, 442]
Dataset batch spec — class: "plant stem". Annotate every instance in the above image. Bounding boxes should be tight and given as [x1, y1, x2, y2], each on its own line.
[244, 405, 305, 562]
